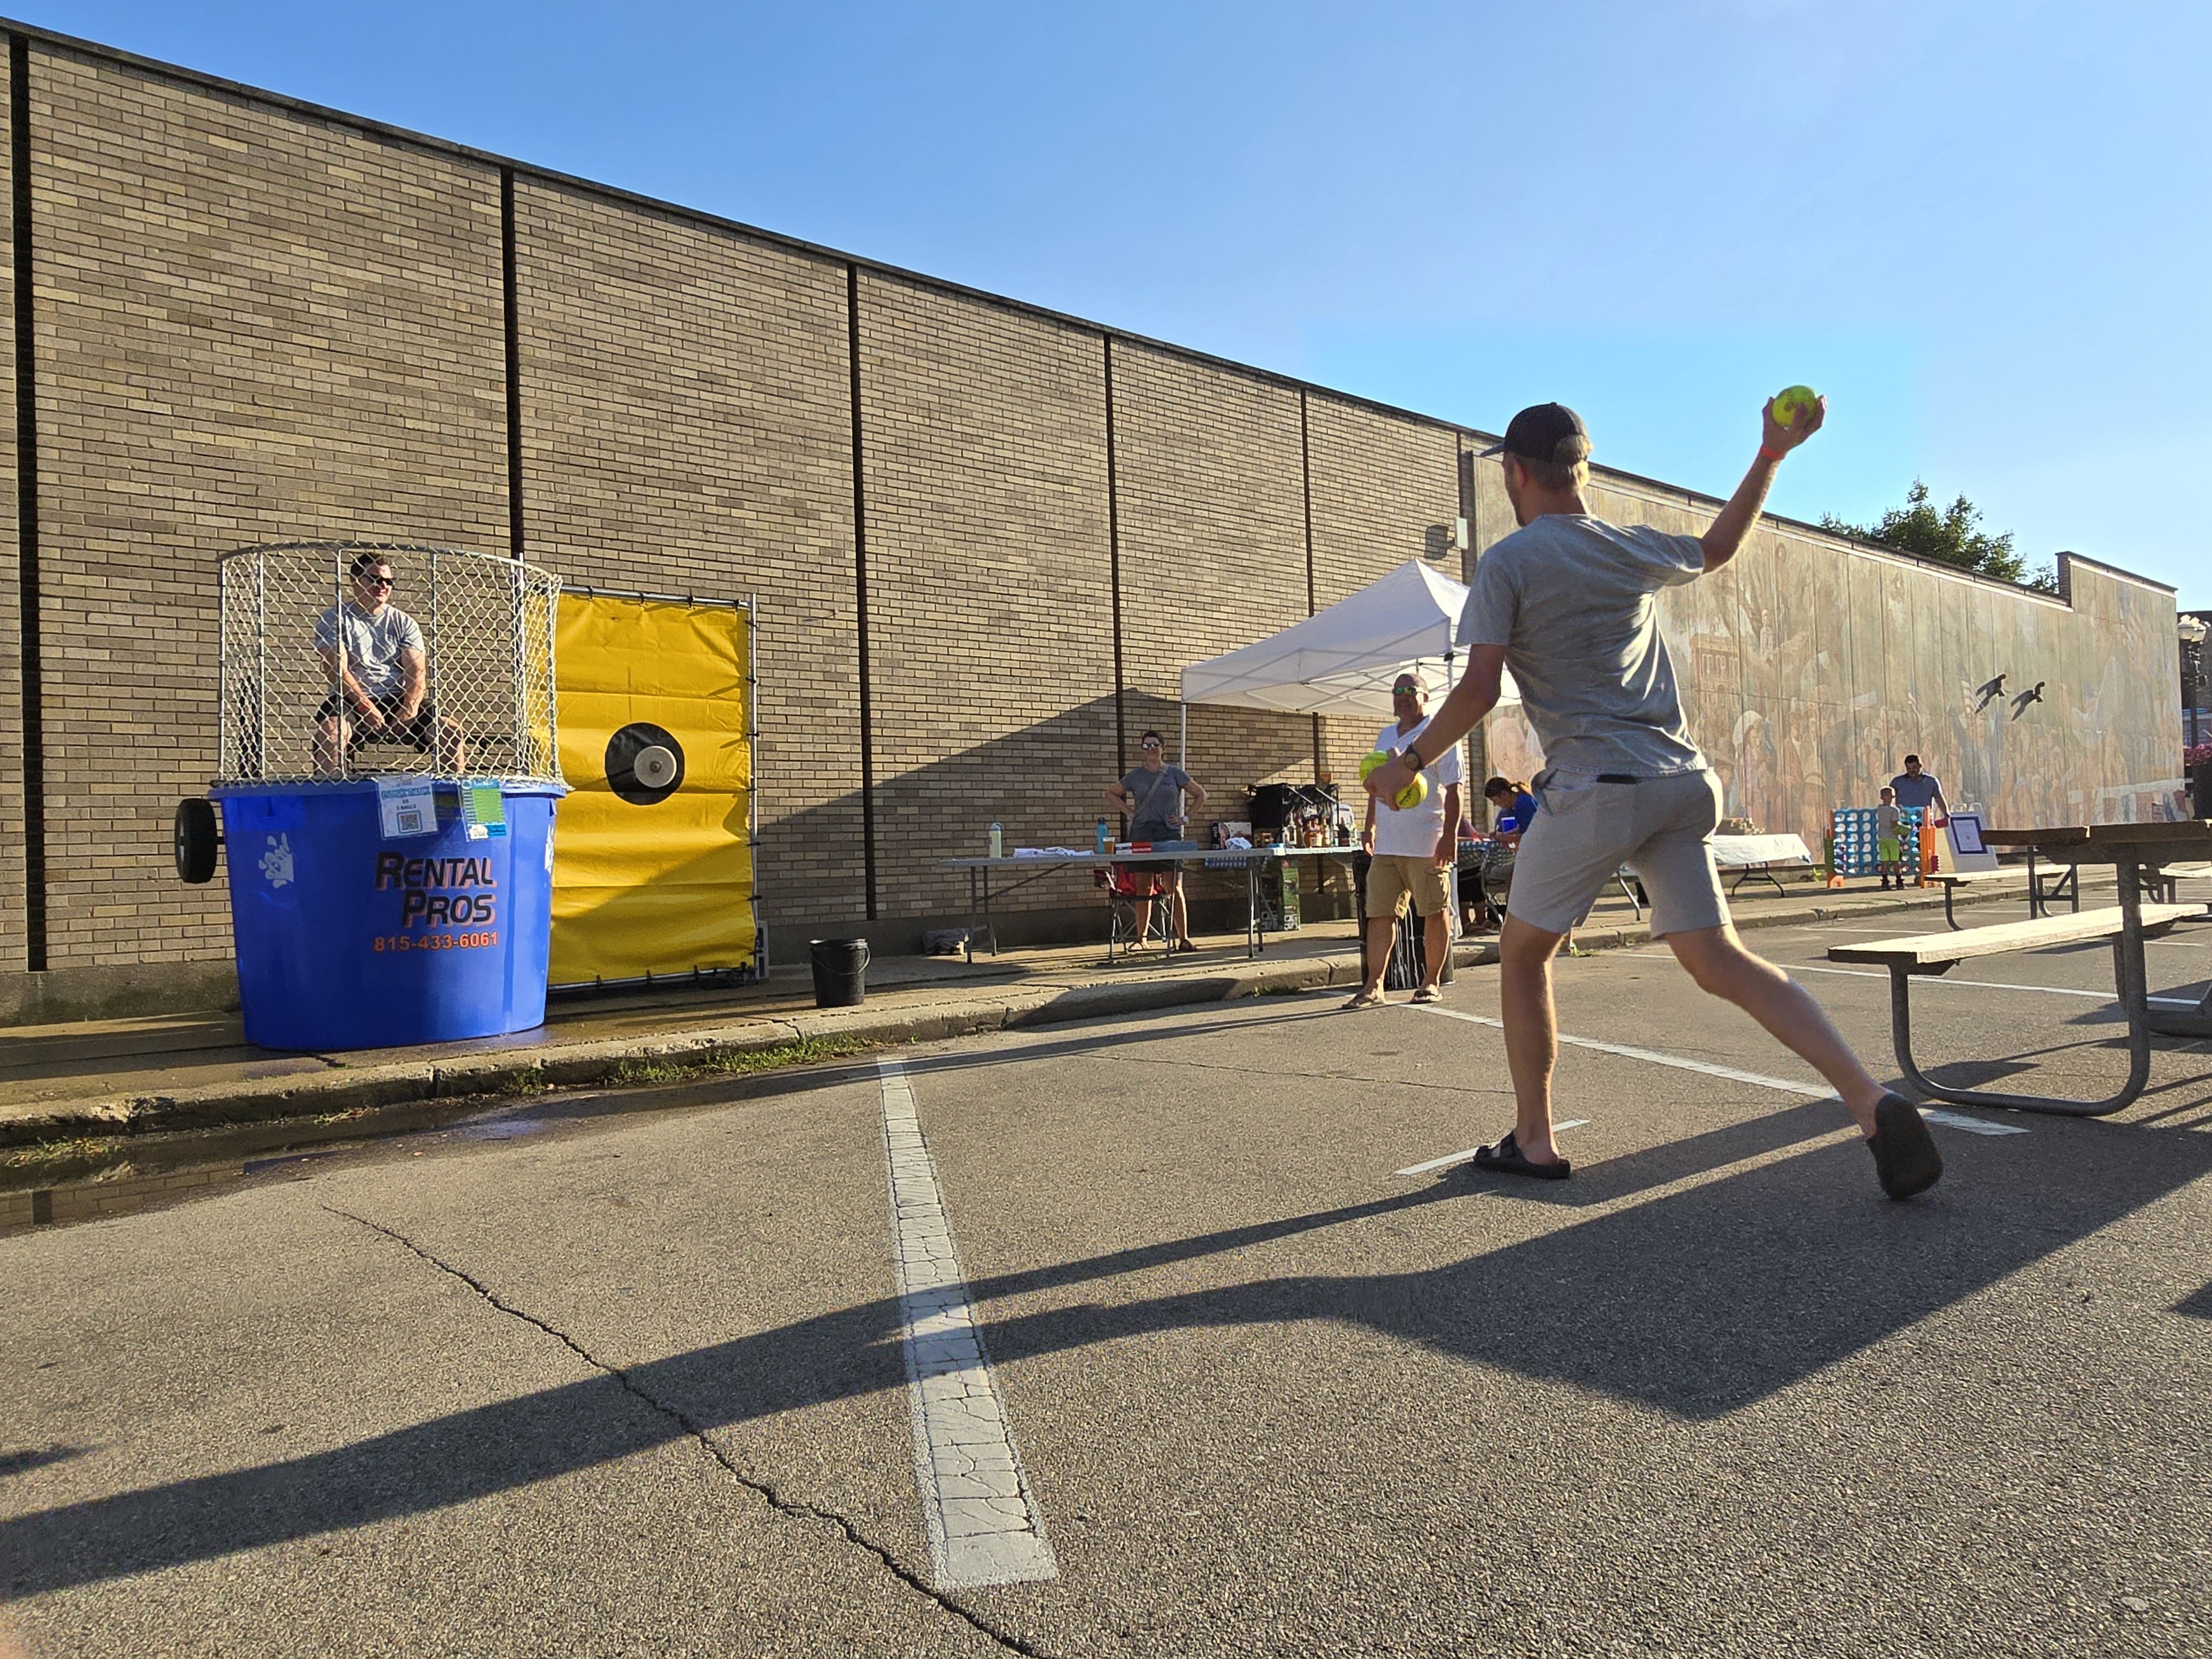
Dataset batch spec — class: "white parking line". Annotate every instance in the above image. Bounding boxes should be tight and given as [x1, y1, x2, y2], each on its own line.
[1395, 1120, 1587, 1177]
[1411, 1004, 1833, 1097]
[1794, 964, 2111, 999]
[1920, 1109, 2030, 1137]
[878, 1060, 1056, 1590]
[1404, 1005, 2024, 1134]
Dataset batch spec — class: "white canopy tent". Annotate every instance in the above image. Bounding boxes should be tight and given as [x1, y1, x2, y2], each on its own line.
[1174, 559, 1517, 759]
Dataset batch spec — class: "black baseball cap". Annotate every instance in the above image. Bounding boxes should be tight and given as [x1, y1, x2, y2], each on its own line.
[1479, 403, 1591, 465]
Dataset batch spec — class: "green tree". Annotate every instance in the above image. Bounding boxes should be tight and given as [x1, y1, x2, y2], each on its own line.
[1823, 481, 2058, 593]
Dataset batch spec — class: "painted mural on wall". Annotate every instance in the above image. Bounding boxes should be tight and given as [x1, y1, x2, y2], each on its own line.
[1481, 546, 2186, 842]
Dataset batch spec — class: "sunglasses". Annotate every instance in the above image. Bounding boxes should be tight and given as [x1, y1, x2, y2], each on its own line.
[1140, 740, 1162, 750]
[358, 573, 396, 588]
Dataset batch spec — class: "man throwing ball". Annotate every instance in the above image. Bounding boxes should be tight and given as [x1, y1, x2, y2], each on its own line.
[1364, 396, 1942, 1199]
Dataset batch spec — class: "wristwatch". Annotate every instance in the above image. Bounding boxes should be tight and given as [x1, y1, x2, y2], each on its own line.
[1400, 744, 1425, 772]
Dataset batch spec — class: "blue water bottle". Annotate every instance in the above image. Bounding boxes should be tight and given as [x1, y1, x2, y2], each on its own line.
[1095, 816, 1112, 854]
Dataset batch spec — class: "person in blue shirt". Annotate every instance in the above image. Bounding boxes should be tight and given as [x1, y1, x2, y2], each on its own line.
[1485, 776, 1538, 839]
[1888, 754, 1951, 821]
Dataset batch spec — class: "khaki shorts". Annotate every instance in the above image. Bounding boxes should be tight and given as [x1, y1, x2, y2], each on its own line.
[1365, 854, 1451, 920]
[1507, 768, 1728, 940]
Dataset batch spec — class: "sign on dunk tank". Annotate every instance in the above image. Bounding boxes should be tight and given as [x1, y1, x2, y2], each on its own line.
[366, 779, 514, 954]
[367, 850, 504, 954]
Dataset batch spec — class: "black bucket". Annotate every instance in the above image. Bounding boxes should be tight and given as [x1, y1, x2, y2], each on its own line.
[809, 937, 872, 1008]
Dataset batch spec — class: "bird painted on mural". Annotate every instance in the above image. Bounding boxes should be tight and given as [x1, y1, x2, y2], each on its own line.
[2009, 680, 2047, 721]
[1971, 672, 2007, 712]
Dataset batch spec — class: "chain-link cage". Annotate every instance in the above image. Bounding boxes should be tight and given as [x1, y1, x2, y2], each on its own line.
[217, 541, 562, 786]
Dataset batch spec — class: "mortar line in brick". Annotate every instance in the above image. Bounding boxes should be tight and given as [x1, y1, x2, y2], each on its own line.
[846, 262, 878, 919]
[8, 33, 44, 972]
[1104, 334, 1125, 775]
[1298, 389, 1318, 780]
[500, 165, 523, 561]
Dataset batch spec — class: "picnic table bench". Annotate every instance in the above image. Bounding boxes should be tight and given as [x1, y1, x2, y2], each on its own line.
[1830, 816, 2212, 1116]
[1832, 904, 2198, 1117]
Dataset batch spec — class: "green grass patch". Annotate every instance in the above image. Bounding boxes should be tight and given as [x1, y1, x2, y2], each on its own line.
[703, 1034, 877, 1075]
[5, 1135, 122, 1172]
[598, 1034, 877, 1091]
[604, 1059, 687, 1087]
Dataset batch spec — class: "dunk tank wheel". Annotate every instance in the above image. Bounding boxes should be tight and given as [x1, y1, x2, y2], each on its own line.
[174, 797, 220, 883]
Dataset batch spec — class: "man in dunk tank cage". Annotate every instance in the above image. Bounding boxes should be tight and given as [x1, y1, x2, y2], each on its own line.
[313, 551, 467, 774]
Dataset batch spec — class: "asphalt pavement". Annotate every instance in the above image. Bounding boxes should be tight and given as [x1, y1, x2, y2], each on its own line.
[3, 910, 2207, 1657]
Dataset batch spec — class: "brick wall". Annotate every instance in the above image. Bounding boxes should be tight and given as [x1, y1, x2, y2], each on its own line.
[24, 43, 507, 969]
[856, 272, 1114, 919]
[1305, 394, 1462, 806]
[0, 21, 2181, 1013]
[511, 178, 864, 931]
[1110, 342, 1312, 818]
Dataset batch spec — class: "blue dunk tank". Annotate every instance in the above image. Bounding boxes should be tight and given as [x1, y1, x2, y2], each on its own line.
[180, 542, 568, 1051]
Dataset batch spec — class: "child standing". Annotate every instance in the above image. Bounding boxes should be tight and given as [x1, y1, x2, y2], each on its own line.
[1875, 787, 1903, 889]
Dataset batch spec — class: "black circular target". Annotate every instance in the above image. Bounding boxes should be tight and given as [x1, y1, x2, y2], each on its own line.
[605, 722, 685, 806]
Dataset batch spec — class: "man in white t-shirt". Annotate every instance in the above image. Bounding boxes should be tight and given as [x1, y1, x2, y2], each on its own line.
[1345, 671, 1463, 1009]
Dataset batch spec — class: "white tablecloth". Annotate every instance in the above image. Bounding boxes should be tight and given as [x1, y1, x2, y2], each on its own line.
[1711, 833, 1814, 868]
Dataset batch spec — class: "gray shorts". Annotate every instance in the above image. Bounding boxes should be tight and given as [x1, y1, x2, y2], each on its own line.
[1507, 767, 1729, 940]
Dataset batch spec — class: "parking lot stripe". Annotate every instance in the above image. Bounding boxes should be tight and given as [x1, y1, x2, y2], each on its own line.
[878, 1059, 1057, 1590]
[1919, 1109, 2030, 1136]
[1411, 1004, 1834, 1098]
[1408, 1006, 2023, 1135]
[1394, 1120, 1588, 1177]
[1793, 964, 2111, 999]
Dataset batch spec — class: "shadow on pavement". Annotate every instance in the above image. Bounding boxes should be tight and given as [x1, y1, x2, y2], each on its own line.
[6, 1107, 2207, 1598]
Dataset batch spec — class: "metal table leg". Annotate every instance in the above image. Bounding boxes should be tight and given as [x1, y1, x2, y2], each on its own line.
[1886, 858, 2153, 1117]
[966, 869, 974, 963]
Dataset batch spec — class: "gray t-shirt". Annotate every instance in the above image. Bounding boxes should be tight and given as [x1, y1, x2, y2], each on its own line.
[1459, 515, 1706, 778]
[1119, 765, 1192, 839]
[314, 602, 425, 699]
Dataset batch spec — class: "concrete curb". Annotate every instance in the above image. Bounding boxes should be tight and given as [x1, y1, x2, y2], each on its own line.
[0, 881, 2023, 1150]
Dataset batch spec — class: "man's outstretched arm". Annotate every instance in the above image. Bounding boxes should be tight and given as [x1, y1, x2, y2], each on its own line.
[1699, 393, 1827, 572]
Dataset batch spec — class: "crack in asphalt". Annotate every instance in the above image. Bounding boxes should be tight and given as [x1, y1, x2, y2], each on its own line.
[326, 1206, 1055, 1658]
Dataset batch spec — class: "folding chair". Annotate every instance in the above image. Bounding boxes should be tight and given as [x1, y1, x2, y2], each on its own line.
[1097, 864, 1170, 961]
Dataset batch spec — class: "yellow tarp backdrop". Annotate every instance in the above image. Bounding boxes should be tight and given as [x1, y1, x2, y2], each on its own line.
[550, 594, 757, 984]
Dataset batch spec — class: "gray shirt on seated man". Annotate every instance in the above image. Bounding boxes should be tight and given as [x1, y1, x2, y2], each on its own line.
[312, 552, 464, 773]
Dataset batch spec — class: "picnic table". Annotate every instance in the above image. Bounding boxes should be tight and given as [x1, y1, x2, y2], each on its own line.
[1713, 832, 1817, 897]
[1831, 818, 2212, 1116]
[1615, 832, 1816, 920]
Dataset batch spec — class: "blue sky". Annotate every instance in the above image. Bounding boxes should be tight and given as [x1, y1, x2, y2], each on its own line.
[18, 1, 2209, 604]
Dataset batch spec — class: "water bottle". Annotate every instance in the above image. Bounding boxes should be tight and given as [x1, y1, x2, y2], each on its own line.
[989, 821, 1004, 859]
[1095, 816, 1112, 855]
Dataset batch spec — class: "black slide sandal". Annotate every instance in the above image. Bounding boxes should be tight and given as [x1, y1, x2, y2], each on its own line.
[1869, 1094, 1943, 1200]
[1468, 1129, 1572, 1181]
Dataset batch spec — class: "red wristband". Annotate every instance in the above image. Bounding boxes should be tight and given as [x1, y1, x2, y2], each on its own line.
[1759, 445, 1786, 462]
